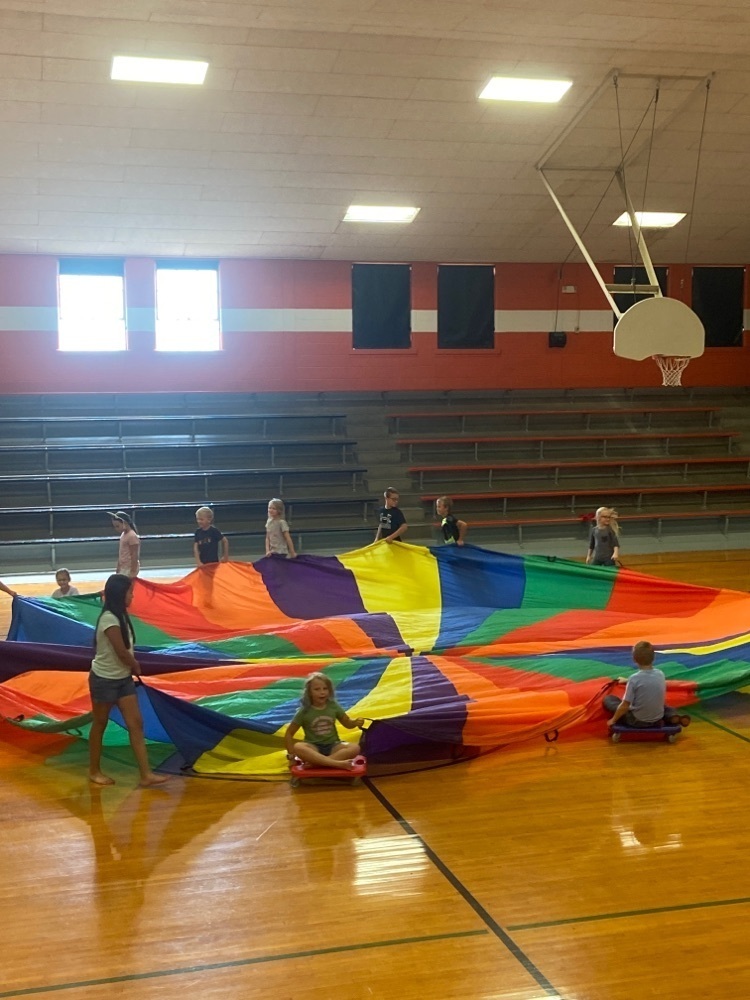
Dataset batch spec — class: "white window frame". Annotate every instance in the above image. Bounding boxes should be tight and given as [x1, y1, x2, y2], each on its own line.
[57, 269, 127, 352]
[155, 264, 221, 352]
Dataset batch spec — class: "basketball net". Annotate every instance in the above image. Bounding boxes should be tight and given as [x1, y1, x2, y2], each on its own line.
[652, 354, 691, 387]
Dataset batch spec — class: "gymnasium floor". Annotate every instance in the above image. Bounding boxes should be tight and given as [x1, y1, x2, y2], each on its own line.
[1, 552, 749, 999]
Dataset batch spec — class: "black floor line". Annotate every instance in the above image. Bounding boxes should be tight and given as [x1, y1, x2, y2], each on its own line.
[508, 893, 750, 931]
[0, 930, 487, 999]
[364, 777, 562, 999]
[690, 709, 750, 744]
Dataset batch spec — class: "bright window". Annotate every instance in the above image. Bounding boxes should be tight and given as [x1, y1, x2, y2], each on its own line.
[155, 264, 221, 352]
[58, 260, 126, 352]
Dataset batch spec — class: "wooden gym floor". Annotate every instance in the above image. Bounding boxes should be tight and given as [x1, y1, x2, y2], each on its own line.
[1, 551, 750, 999]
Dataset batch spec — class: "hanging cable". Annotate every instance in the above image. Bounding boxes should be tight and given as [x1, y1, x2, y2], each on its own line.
[554, 90, 656, 272]
[683, 77, 712, 264]
[640, 82, 660, 224]
[552, 264, 563, 332]
[614, 75, 636, 275]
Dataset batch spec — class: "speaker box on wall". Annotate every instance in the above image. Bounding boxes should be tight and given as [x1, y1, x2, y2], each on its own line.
[548, 331, 567, 348]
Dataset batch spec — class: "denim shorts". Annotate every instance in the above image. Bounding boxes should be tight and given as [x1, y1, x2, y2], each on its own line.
[310, 741, 346, 756]
[89, 671, 136, 704]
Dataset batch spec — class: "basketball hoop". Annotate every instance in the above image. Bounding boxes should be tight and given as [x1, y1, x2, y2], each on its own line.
[653, 354, 691, 387]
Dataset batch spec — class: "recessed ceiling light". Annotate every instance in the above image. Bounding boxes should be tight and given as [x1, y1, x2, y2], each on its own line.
[613, 211, 686, 229]
[479, 76, 572, 103]
[343, 205, 420, 223]
[111, 56, 209, 85]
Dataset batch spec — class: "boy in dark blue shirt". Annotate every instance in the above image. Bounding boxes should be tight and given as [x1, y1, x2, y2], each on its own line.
[193, 506, 229, 565]
[375, 487, 408, 543]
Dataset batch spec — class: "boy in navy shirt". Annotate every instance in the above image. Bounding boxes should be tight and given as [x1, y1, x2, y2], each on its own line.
[193, 506, 229, 565]
[375, 488, 408, 543]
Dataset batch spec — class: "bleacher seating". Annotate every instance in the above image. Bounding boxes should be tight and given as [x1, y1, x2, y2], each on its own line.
[387, 393, 750, 547]
[398, 430, 738, 462]
[389, 404, 722, 434]
[0, 394, 373, 570]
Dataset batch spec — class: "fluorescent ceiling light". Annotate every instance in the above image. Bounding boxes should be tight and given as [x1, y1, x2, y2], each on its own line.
[344, 205, 420, 223]
[479, 76, 572, 103]
[111, 55, 208, 85]
[613, 211, 686, 229]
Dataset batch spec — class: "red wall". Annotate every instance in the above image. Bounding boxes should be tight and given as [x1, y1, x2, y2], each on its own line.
[0, 255, 747, 393]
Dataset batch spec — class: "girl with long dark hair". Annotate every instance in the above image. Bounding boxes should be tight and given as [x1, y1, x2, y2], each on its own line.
[88, 573, 168, 787]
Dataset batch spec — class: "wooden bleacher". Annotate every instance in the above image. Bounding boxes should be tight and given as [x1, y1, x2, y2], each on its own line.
[410, 455, 750, 489]
[389, 404, 722, 434]
[399, 430, 738, 462]
[459, 509, 750, 545]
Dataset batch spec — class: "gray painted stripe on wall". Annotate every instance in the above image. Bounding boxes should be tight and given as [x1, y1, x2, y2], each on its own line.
[0, 306, 58, 332]
[0, 306, 625, 335]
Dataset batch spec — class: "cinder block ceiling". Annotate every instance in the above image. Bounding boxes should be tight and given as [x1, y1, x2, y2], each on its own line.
[0, 0, 747, 263]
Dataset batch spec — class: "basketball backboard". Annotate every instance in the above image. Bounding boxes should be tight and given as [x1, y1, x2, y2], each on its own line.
[613, 296, 705, 360]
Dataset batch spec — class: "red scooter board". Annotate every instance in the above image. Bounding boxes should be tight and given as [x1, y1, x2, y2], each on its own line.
[290, 755, 367, 786]
[610, 724, 681, 743]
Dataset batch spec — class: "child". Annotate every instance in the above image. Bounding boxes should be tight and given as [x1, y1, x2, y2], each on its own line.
[285, 671, 365, 770]
[604, 640, 690, 729]
[88, 573, 170, 787]
[375, 487, 408, 543]
[52, 567, 79, 598]
[586, 506, 620, 566]
[193, 506, 229, 565]
[435, 496, 468, 546]
[266, 498, 296, 558]
[108, 510, 140, 578]
[0, 578, 18, 599]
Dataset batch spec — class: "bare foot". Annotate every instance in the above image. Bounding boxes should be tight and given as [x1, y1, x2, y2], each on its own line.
[139, 773, 171, 788]
[89, 772, 115, 786]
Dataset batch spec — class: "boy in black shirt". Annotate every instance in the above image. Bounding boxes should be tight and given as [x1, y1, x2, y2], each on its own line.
[436, 496, 468, 546]
[375, 488, 408, 543]
[193, 506, 229, 565]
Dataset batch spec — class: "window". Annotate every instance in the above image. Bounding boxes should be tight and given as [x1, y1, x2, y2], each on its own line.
[155, 261, 221, 352]
[692, 267, 744, 347]
[612, 265, 668, 321]
[352, 264, 411, 349]
[437, 265, 495, 349]
[58, 258, 126, 352]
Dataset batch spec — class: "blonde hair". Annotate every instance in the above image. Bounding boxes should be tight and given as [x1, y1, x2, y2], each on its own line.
[300, 671, 335, 708]
[596, 506, 620, 536]
[268, 497, 285, 517]
[195, 506, 214, 521]
[384, 487, 399, 499]
[436, 495, 453, 512]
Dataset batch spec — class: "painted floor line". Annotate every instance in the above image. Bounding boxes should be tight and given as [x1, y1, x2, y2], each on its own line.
[364, 777, 563, 999]
[508, 894, 750, 931]
[0, 930, 488, 999]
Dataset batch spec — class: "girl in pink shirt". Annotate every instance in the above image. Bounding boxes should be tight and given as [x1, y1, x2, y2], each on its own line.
[109, 510, 140, 578]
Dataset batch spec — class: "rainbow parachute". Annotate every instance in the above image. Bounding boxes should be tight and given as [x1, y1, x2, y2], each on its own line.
[3, 542, 750, 778]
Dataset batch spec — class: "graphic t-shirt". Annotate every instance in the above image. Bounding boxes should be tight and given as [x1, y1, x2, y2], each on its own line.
[378, 505, 406, 539]
[291, 701, 346, 747]
[440, 514, 460, 543]
[194, 525, 225, 564]
[91, 611, 132, 680]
